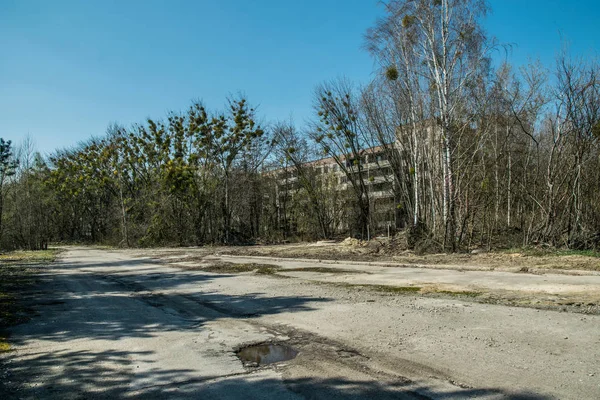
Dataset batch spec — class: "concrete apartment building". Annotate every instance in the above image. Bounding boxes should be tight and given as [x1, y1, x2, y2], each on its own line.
[273, 144, 402, 237]
[272, 120, 444, 237]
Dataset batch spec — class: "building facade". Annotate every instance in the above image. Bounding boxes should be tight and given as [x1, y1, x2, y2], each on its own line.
[273, 144, 404, 238]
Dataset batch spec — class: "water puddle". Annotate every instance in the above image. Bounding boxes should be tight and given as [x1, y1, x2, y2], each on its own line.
[237, 343, 298, 366]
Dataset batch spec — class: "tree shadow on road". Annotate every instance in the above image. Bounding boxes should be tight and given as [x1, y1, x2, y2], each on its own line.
[7, 257, 327, 343]
[0, 349, 556, 400]
[0, 254, 338, 398]
[0, 253, 558, 399]
[1, 348, 195, 399]
[198, 375, 555, 400]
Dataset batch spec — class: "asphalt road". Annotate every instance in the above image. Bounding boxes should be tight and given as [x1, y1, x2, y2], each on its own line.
[2, 248, 599, 399]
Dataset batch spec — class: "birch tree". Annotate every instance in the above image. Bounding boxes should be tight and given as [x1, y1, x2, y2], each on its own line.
[366, 0, 495, 249]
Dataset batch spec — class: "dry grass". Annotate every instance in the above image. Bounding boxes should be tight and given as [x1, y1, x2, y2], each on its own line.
[329, 281, 599, 314]
[338, 283, 479, 297]
[223, 243, 600, 273]
[0, 249, 59, 265]
[0, 338, 10, 352]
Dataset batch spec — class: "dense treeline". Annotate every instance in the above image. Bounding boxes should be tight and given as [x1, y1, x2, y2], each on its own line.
[1, 0, 599, 251]
[47, 98, 269, 247]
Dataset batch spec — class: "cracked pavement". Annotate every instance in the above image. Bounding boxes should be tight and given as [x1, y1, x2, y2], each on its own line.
[1, 247, 599, 399]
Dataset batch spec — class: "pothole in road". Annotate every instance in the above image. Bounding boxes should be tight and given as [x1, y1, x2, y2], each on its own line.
[237, 343, 298, 366]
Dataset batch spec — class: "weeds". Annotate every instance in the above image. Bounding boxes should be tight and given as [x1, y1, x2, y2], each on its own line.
[0, 249, 60, 265]
[333, 282, 422, 294]
[284, 267, 362, 274]
[201, 262, 280, 275]
[504, 247, 600, 258]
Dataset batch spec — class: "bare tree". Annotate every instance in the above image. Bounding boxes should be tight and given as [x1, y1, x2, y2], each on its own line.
[310, 79, 372, 238]
[366, 0, 496, 249]
[273, 121, 338, 239]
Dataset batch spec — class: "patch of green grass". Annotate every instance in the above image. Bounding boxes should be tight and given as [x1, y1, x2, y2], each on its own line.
[373, 285, 422, 293]
[0, 249, 60, 265]
[202, 262, 280, 275]
[554, 249, 600, 258]
[334, 282, 422, 294]
[284, 267, 362, 274]
[0, 339, 10, 352]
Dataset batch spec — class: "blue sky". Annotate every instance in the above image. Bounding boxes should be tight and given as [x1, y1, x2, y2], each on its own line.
[1, 0, 598, 154]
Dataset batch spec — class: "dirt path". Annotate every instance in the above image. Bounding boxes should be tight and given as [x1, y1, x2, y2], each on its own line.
[2, 247, 599, 399]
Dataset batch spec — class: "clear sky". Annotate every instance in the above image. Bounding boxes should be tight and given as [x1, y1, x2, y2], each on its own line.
[1, 0, 598, 155]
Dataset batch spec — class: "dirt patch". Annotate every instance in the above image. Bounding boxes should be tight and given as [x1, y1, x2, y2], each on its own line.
[432, 290, 481, 298]
[341, 237, 364, 247]
[222, 243, 600, 273]
[171, 261, 362, 276]
[332, 283, 422, 294]
[366, 285, 422, 294]
[176, 261, 281, 275]
[318, 281, 600, 314]
[332, 283, 480, 298]
[205, 263, 280, 275]
[475, 290, 600, 314]
[283, 267, 364, 274]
